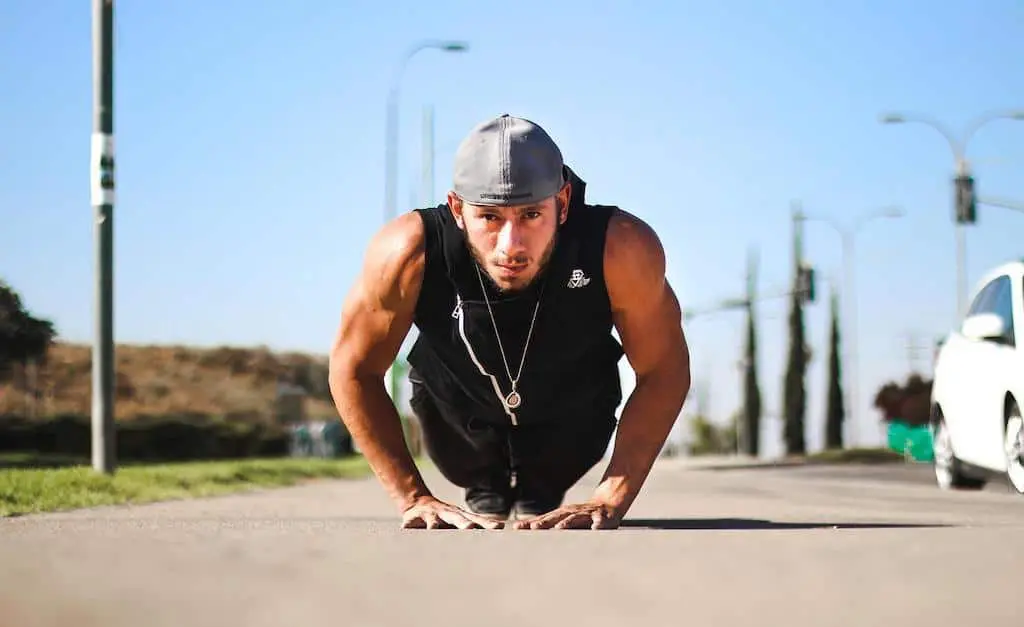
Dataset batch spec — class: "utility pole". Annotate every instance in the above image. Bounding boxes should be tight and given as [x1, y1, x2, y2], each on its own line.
[91, 0, 116, 474]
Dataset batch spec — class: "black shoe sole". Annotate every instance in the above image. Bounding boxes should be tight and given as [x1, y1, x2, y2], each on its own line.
[464, 490, 513, 518]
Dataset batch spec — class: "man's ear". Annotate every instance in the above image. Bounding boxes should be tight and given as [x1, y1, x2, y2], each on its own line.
[447, 191, 466, 230]
[556, 181, 571, 225]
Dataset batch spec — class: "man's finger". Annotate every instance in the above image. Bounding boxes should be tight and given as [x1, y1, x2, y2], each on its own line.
[464, 512, 505, 530]
[402, 509, 428, 529]
[402, 515, 427, 529]
[438, 510, 480, 530]
[554, 512, 593, 530]
[528, 510, 573, 530]
[460, 510, 505, 530]
[423, 512, 447, 529]
[513, 509, 568, 530]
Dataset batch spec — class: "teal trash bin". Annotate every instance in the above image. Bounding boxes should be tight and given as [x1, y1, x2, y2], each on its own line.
[321, 421, 344, 457]
[886, 420, 933, 462]
[904, 425, 934, 462]
[887, 421, 909, 452]
[288, 424, 313, 457]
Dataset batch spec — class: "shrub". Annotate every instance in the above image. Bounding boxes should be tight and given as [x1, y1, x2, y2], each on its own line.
[873, 373, 932, 427]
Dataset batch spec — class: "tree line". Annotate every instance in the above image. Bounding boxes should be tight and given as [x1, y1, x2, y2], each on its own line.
[712, 249, 932, 458]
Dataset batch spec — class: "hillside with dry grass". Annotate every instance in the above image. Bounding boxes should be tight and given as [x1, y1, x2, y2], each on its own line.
[0, 342, 338, 422]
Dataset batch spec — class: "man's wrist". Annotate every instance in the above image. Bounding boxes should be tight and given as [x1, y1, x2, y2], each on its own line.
[394, 485, 434, 512]
[590, 477, 632, 519]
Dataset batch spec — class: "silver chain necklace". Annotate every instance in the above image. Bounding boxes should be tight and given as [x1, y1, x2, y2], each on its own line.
[473, 264, 543, 410]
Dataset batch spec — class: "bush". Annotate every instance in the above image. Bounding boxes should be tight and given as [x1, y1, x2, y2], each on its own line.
[686, 413, 737, 456]
[873, 373, 932, 427]
[0, 413, 292, 462]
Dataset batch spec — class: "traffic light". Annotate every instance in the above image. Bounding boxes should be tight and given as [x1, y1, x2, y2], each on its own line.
[798, 264, 816, 303]
[954, 174, 977, 224]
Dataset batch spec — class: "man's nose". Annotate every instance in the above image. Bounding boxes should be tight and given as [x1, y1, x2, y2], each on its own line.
[498, 219, 526, 254]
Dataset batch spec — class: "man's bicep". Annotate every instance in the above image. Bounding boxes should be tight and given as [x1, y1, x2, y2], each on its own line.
[606, 211, 687, 377]
[331, 215, 424, 378]
[333, 280, 412, 378]
[614, 279, 686, 377]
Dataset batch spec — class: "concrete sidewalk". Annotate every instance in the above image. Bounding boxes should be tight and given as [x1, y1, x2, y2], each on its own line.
[2, 457, 1021, 626]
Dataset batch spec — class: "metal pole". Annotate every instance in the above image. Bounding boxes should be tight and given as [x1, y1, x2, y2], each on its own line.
[799, 206, 902, 449]
[979, 196, 1024, 213]
[383, 40, 467, 222]
[953, 158, 968, 320]
[422, 104, 434, 206]
[955, 222, 968, 317]
[384, 86, 400, 223]
[91, 0, 116, 474]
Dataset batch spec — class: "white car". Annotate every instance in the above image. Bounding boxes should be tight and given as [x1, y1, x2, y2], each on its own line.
[931, 259, 1024, 494]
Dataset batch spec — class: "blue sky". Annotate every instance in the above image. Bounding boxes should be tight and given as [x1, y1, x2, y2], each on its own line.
[3, 0, 1023, 456]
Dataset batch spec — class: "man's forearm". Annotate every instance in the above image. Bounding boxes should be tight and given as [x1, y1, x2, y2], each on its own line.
[329, 369, 431, 512]
[591, 366, 690, 518]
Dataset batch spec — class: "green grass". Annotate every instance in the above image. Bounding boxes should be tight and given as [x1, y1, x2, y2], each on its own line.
[0, 456, 373, 518]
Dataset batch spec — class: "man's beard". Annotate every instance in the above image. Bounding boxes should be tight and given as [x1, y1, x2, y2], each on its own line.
[467, 230, 559, 295]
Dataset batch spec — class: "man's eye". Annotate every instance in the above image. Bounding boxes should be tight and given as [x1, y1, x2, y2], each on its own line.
[524, 211, 541, 219]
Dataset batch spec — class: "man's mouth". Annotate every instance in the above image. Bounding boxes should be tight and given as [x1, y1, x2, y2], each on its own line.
[495, 262, 528, 276]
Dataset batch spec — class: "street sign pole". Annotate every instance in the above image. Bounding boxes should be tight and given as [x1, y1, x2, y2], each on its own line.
[91, 0, 116, 474]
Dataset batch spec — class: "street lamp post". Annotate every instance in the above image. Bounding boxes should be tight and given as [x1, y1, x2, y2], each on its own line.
[879, 109, 1024, 318]
[795, 206, 904, 448]
[383, 40, 468, 224]
[382, 40, 468, 406]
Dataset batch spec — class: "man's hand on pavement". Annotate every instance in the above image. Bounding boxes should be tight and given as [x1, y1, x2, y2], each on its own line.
[401, 496, 505, 530]
[512, 501, 621, 530]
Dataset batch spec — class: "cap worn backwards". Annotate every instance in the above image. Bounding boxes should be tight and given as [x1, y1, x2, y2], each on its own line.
[452, 114, 565, 207]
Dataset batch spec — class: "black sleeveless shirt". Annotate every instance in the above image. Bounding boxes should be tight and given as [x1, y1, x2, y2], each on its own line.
[407, 167, 624, 429]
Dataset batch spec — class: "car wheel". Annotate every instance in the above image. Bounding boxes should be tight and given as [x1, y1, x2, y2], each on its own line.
[932, 414, 986, 490]
[1003, 403, 1024, 494]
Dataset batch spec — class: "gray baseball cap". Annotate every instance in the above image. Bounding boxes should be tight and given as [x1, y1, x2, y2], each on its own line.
[452, 114, 565, 206]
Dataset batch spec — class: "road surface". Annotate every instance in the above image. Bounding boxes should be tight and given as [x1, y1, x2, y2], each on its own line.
[2, 457, 1021, 626]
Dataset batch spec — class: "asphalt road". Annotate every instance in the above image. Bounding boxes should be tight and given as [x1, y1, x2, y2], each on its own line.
[2, 457, 1022, 627]
[698, 456, 1022, 490]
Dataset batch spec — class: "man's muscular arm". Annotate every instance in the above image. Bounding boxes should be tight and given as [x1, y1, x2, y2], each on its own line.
[330, 214, 503, 530]
[328, 212, 430, 512]
[512, 209, 690, 530]
[592, 208, 691, 521]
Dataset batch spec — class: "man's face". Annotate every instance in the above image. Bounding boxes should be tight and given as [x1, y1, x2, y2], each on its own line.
[448, 184, 570, 293]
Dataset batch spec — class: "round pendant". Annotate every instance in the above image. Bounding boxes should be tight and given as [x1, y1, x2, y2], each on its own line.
[506, 391, 522, 409]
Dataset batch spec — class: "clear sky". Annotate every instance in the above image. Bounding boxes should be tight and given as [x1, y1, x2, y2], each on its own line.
[3, 0, 1023, 457]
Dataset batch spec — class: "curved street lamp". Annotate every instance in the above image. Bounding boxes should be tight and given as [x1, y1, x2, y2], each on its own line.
[797, 206, 905, 447]
[383, 40, 469, 224]
[879, 109, 1024, 316]
[382, 40, 469, 408]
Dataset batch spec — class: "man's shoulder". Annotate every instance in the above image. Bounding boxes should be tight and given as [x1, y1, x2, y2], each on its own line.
[603, 208, 664, 265]
[364, 211, 427, 283]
